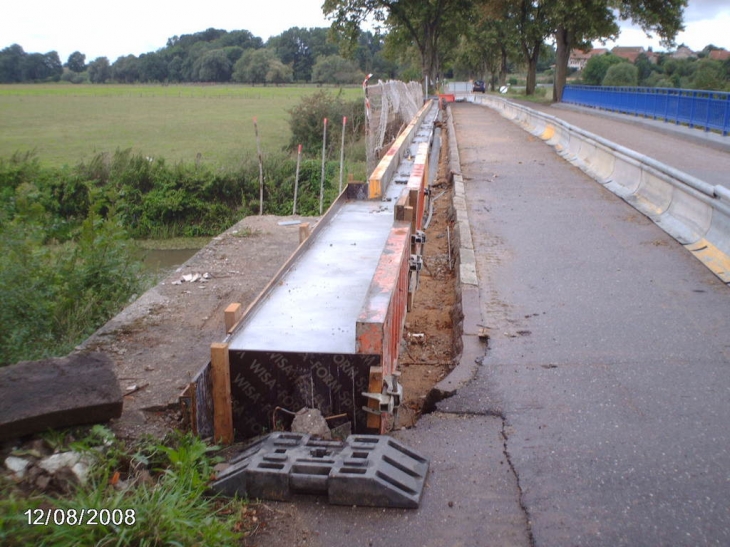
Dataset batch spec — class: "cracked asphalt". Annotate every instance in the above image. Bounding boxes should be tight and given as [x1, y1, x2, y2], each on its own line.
[440, 102, 730, 546]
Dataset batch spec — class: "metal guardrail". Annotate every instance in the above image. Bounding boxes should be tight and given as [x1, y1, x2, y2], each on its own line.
[470, 94, 730, 285]
[562, 86, 730, 136]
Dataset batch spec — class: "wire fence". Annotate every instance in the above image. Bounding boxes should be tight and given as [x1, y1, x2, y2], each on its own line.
[364, 80, 424, 176]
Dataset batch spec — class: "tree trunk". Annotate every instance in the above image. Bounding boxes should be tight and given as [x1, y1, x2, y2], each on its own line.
[499, 45, 509, 86]
[525, 57, 537, 95]
[553, 26, 573, 103]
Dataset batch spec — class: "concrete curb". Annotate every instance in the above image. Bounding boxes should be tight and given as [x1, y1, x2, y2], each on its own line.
[430, 106, 484, 401]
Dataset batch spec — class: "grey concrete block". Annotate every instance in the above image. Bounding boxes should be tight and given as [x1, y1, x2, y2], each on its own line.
[0, 352, 123, 441]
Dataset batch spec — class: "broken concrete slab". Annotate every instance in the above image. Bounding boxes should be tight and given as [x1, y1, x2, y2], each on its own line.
[290, 408, 332, 440]
[0, 352, 123, 441]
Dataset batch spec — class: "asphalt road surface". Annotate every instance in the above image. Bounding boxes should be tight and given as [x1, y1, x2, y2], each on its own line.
[441, 101, 730, 546]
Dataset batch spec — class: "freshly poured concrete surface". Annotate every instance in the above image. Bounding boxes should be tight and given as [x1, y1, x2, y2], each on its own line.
[228, 180, 408, 354]
[230, 104, 439, 355]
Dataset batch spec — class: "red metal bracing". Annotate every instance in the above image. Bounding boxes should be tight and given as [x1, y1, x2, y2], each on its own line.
[355, 222, 412, 377]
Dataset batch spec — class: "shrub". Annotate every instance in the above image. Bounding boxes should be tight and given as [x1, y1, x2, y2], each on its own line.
[287, 90, 365, 156]
[602, 63, 639, 87]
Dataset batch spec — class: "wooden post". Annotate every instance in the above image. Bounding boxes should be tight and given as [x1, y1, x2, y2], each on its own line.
[319, 117, 327, 215]
[254, 117, 264, 216]
[224, 303, 242, 334]
[367, 366, 383, 431]
[338, 116, 347, 193]
[210, 343, 234, 444]
[299, 222, 311, 244]
[293, 144, 302, 215]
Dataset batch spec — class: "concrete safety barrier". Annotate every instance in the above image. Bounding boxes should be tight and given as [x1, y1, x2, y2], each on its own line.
[472, 95, 730, 284]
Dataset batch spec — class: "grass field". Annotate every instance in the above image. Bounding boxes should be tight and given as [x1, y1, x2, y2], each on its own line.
[0, 84, 363, 167]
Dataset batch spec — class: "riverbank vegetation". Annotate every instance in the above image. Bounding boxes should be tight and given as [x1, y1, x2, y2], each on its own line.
[0, 87, 365, 366]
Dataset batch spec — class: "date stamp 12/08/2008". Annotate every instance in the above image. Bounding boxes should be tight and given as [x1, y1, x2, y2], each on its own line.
[24, 508, 136, 527]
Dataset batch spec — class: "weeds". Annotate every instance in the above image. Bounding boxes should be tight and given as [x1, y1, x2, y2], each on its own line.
[0, 427, 249, 546]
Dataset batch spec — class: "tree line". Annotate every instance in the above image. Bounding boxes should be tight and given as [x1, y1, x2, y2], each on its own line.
[4, 1, 729, 99]
[579, 48, 730, 91]
[0, 27, 401, 86]
[323, 0, 691, 101]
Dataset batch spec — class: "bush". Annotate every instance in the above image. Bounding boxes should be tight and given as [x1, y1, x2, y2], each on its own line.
[602, 63, 639, 87]
[287, 90, 365, 157]
[0, 213, 144, 366]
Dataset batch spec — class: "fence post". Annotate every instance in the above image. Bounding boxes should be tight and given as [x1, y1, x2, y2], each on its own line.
[339, 116, 347, 193]
[254, 117, 264, 216]
[320, 118, 328, 215]
[293, 144, 302, 216]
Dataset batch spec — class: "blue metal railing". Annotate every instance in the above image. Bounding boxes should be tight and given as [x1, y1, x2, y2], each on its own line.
[562, 86, 730, 136]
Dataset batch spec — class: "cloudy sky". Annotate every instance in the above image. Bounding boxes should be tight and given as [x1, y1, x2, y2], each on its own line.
[2, 0, 729, 64]
[594, 0, 730, 52]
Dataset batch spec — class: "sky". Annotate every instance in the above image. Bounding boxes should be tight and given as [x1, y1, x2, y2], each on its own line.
[592, 0, 730, 53]
[1, 0, 729, 64]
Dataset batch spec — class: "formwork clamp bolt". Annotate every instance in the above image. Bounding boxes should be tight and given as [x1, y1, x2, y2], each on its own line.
[409, 255, 423, 272]
[362, 374, 403, 416]
[412, 231, 427, 245]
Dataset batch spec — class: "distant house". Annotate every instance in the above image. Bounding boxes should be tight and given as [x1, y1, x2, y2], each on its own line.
[672, 46, 697, 59]
[611, 46, 646, 63]
[708, 49, 730, 62]
[569, 48, 608, 71]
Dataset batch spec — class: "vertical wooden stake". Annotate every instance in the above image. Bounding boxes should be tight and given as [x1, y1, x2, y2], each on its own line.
[319, 117, 328, 215]
[224, 302, 242, 334]
[367, 366, 383, 431]
[293, 143, 302, 216]
[299, 222, 311, 244]
[338, 116, 347, 193]
[254, 117, 264, 216]
[210, 342, 233, 444]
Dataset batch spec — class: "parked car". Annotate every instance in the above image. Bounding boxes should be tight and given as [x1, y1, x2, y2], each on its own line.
[472, 80, 486, 93]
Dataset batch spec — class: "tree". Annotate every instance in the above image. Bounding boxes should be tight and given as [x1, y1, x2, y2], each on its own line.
[692, 59, 725, 91]
[268, 27, 337, 82]
[311, 54, 363, 84]
[266, 58, 294, 85]
[194, 49, 232, 82]
[21, 51, 63, 82]
[88, 57, 111, 83]
[582, 52, 623, 85]
[111, 55, 140, 83]
[66, 51, 86, 73]
[552, 0, 617, 101]
[232, 48, 277, 84]
[552, 0, 687, 101]
[138, 52, 168, 82]
[506, 0, 553, 95]
[602, 62, 638, 86]
[0, 44, 27, 83]
[323, 0, 473, 92]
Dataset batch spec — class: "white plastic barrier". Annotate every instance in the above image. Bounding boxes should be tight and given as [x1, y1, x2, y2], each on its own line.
[470, 95, 730, 284]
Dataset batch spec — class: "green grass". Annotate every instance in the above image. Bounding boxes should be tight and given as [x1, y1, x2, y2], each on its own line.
[0, 427, 251, 546]
[0, 84, 363, 167]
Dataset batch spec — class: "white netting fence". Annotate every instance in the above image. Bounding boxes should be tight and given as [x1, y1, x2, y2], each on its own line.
[365, 80, 424, 176]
